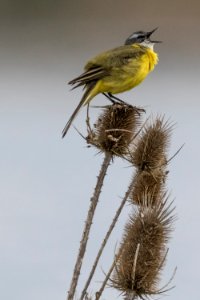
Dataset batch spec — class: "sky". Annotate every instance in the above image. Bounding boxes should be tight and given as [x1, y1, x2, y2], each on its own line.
[0, 1, 200, 299]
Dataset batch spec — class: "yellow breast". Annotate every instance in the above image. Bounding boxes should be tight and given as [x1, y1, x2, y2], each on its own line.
[127, 46, 158, 87]
[145, 47, 158, 72]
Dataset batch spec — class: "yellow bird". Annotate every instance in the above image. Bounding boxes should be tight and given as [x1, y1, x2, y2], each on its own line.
[62, 28, 160, 138]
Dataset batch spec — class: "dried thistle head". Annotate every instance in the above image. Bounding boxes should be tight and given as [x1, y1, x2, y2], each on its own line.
[111, 196, 174, 299]
[87, 103, 143, 157]
[130, 168, 168, 207]
[130, 117, 173, 170]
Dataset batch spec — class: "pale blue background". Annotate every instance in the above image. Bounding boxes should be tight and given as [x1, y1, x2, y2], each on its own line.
[0, 1, 199, 299]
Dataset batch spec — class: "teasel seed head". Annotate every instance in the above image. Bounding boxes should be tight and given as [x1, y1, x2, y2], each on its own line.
[111, 195, 175, 299]
[86, 103, 144, 157]
[130, 168, 168, 207]
[130, 117, 173, 171]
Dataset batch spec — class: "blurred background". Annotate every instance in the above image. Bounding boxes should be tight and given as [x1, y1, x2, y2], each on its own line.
[0, 1, 199, 299]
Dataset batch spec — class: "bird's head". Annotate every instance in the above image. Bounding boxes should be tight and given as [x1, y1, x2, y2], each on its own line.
[124, 28, 161, 48]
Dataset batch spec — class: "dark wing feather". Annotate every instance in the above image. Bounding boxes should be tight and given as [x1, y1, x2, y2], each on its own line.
[68, 66, 109, 88]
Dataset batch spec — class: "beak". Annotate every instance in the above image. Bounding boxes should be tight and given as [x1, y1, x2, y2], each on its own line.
[147, 27, 162, 43]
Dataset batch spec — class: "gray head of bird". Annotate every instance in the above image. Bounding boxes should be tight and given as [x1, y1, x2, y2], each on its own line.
[124, 28, 161, 49]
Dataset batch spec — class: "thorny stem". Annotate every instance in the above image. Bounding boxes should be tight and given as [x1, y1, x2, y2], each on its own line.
[67, 153, 112, 300]
[80, 178, 137, 300]
[95, 248, 123, 300]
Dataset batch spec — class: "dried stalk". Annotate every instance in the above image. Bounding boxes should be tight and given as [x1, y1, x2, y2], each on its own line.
[67, 152, 112, 300]
[95, 248, 123, 300]
[80, 177, 136, 300]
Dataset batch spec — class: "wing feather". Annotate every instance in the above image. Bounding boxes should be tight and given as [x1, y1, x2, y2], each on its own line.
[68, 66, 109, 88]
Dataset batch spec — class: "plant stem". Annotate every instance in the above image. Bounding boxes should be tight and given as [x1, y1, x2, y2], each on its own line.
[95, 247, 123, 300]
[67, 152, 112, 300]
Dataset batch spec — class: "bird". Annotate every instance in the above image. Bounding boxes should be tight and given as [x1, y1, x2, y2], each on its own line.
[62, 28, 161, 138]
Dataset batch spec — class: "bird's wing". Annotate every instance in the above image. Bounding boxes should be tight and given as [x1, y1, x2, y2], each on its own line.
[103, 45, 147, 68]
[68, 66, 109, 89]
[68, 45, 146, 88]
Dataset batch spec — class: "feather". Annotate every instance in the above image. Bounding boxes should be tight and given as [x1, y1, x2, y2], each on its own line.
[69, 66, 108, 87]
[62, 82, 96, 138]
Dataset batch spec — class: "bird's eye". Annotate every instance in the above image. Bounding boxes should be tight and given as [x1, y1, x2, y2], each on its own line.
[139, 35, 145, 41]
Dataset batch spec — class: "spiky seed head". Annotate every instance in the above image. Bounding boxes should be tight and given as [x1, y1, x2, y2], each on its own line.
[87, 103, 143, 157]
[130, 117, 173, 170]
[130, 168, 168, 207]
[111, 197, 174, 299]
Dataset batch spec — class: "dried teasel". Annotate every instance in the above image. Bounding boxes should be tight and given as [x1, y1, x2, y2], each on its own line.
[111, 196, 175, 299]
[87, 103, 144, 157]
[130, 117, 173, 171]
[130, 168, 168, 207]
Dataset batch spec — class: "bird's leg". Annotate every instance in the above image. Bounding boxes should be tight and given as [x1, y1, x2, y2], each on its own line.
[107, 92, 127, 104]
[102, 92, 116, 104]
[102, 92, 127, 104]
[103, 92, 145, 116]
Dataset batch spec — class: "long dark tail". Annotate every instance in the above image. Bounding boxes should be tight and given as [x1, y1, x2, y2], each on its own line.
[62, 83, 95, 138]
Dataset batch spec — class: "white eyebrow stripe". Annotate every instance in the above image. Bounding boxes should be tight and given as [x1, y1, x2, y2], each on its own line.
[129, 33, 138, 39]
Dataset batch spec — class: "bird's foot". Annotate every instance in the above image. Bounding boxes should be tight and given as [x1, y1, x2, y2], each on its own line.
[102, 92, 145, 115]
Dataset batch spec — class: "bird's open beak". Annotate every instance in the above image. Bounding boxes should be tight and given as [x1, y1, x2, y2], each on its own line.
[147, 27, 162, 43]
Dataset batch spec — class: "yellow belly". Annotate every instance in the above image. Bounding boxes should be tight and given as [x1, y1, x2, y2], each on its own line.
[99, 50, 157, 94]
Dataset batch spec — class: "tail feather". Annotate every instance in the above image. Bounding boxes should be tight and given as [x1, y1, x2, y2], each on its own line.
[62, 83, 95, 138]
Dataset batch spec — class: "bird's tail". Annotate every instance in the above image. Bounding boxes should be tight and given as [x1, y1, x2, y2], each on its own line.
[62, 83, 95, 138]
